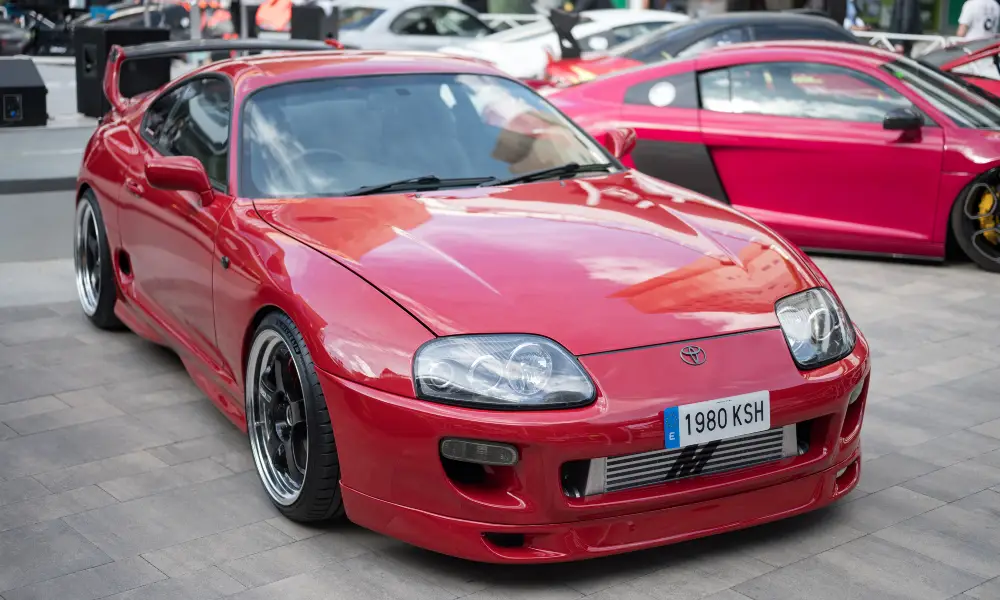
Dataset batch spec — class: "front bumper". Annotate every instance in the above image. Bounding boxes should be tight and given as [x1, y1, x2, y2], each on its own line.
[320, 327, 870, 563]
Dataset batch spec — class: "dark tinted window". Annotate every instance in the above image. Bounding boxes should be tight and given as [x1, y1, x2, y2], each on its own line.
[888, 58, 1000, 129]
[699, 62, 916, 123]
[579, 22, 666, 52]
[750, 22, 853, 42]
[337, 7, 385, 31]
[390, 6, 490, 37]
[151, 78, 231, 188]
[625, 71, 699, 108]
[677, 27, 748, 59]
[241, 74, 612, 198]
[142, 86, 185, 141]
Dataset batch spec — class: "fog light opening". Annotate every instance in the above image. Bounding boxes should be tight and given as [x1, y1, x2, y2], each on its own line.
[848, 379, 865, 405]
[441, 438, 519, 466]
[482, 532, 525, 548]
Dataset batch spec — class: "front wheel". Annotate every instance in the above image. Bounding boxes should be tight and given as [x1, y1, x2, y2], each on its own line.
[245, 312, 345, 522]
[951, 182, 1000, 273]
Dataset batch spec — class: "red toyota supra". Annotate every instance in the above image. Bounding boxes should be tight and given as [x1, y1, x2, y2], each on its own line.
[74, 39, 869, 563]
[550, 41, 1000, 272]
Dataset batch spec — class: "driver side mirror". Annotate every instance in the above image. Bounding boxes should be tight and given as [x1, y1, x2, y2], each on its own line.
[145, 156, 214, 205]
[599, 127, 637, 160]
[883, 107, 922, 131]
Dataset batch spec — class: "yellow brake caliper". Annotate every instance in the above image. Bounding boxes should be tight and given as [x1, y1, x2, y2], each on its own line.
[980, 190, 999, 245]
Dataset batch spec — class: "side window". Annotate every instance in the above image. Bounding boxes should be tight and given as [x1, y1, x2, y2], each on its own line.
[581, 22, 662, 52]
[751, 23, 850, 42]
[142, 86, 185, 142]
[625, 71, 700, 109]
[154, 78, 232, 189]
[697, 62, 918, 124]
[677, 27, 747, 59]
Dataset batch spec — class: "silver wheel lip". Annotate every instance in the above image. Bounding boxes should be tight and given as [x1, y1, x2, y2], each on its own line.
[74, 200, 100, 317]
[246, 329, 308, 506]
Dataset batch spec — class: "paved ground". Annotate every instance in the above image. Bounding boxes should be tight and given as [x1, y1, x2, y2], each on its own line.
[0, 191, 999, 600]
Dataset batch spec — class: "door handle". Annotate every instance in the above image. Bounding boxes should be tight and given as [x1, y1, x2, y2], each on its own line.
[125, 179, 144, 197]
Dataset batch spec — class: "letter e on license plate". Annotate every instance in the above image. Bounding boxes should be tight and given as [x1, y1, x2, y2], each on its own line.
[663, 391, 770, 449]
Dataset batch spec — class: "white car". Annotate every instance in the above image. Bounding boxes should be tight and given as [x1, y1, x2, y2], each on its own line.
[438, 9, 688, 80]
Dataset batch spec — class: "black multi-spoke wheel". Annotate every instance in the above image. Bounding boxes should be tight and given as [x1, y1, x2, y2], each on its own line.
[245, 312, 344, 521]
[73, 190, 122, 329]
[952, 181, 1000, 273]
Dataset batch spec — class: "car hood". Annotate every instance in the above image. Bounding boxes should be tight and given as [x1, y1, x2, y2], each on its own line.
[253, 171, 819, 355]
[547, 55, 642, 83]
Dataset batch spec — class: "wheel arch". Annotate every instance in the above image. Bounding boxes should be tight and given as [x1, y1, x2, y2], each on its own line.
[946, 167, 1000, 261]
[241, 304, 284, 387]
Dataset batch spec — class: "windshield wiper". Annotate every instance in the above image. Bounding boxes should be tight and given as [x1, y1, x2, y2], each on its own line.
[343, 175, 497, 197]
[481, 162, 614, 187]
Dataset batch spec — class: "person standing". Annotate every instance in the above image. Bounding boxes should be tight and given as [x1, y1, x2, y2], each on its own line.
[957, 0, 1000, 39]
[889, 0, 923, 55]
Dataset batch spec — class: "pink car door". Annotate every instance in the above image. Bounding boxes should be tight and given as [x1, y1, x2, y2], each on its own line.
[697, 60, 945, 257]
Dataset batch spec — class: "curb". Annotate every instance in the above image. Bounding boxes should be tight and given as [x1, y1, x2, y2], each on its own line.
[0, 178, 77, 195]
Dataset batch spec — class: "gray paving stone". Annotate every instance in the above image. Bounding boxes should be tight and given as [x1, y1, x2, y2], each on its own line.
[62, 473, 277, 560]
[0, 520, 111, 592]
[732, 509, 866, 568]
[0, 396, 69, 423]
[952, 489, 1000, 519]
[2, 556, 166, 600]
[131, 400, 238, 443]
[965, 578, 1000, 600]
[220, 530, 372, 588]
[146, 433, 246, 467]
[211, 450, 255, 473]
[141, 522, 294, 577]
[31, 451, 168, 494]
[626, 544, 774, 600]
[0, 485, 116, 533]
[856, 453, 941, 494]
[0, 417, 175, 480]
[873, 505, 1000, 579]
[102, 566, 246, 600]
[584, 585, 660, 600]
[901, 460, 1000, 502]
[3, 400, 124, 436]
[827, 486, 944, 534]
[0, 476, 50, 508]
[735, 535, 984, 600]
[97, 458, 235, 502]
[899, 430, 1000, 467]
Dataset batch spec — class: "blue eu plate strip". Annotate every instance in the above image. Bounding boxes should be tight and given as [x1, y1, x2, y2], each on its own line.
[663, 406, 680, 449]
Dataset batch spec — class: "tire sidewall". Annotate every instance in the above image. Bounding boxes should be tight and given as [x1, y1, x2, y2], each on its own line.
[77, 190, 121, 326]
[951, 179, 1000, 273]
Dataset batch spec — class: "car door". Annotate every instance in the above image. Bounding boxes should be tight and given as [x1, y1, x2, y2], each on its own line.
[698, 60, 944, 255]
[388, 5, 492, 50]
[118, 75, 234, 366]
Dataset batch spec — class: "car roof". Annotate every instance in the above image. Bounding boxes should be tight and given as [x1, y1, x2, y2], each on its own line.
[701, 40, 900, 67]
[193, 49, 503, 89]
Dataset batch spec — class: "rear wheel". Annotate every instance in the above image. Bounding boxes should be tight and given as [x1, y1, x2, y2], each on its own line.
[73, 190, 122, 329]
[245, 312, 345, 522]
[951, 181, 1000, 273]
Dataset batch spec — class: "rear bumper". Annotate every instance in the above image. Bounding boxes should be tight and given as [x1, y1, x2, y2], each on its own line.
[342, 448, 861, 563]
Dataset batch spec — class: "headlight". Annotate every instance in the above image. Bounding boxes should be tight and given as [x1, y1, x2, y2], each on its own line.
[414, 334, 596, 410]
[775, 288, 856, 370]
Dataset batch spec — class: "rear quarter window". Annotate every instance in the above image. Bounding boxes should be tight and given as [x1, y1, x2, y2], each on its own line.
[624, 71, 699, 108]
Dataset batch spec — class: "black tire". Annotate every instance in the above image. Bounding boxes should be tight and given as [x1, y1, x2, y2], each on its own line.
[245, 312, 345, 522]
[73, 190, 123, 329]
[950, 179, 1000, 273]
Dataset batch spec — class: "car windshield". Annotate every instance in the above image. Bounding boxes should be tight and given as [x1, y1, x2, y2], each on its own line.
[336, 6, 384, 31]
[884, 57, 1000, 129]
[241, 73, 613, 198]
[607, 21, 688, 60]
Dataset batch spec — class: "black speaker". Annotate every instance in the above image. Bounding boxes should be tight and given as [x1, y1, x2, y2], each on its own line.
[0, 57, 47, 127]
[73, 25, 171, 118]
[290, 5, 339, 41]
[230, 0, 259, 38]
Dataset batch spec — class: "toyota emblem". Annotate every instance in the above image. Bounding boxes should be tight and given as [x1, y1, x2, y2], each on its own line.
[679, 345, 706, 366]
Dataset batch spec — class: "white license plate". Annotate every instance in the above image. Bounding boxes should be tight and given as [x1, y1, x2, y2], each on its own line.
[663, 391, 770, 449]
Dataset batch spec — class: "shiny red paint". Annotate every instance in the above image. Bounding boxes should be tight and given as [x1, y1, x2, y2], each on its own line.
[77, 48, 869, 563]
[549, 41, 1000, 259]
[545, 55, 642, 86]
[939, 41, 1000, 95]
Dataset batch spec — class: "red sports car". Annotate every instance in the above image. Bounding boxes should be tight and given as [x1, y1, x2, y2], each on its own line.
[921, 37, 1000, 96]
[75, 39, 869, 563]
[549, 41, 1000, 272]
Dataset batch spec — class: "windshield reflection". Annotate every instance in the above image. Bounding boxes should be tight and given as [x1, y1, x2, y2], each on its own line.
[241, 73, 613, 198]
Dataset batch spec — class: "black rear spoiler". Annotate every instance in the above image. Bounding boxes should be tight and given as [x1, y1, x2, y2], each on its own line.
[104, 38, 343, 112]
[548, 9, 583, 60]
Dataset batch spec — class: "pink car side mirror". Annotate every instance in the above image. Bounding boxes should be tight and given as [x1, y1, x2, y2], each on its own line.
[599, 127, 637, 160]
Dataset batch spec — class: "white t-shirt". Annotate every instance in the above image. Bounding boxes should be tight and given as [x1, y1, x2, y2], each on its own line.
[959, 0, 1000, 39]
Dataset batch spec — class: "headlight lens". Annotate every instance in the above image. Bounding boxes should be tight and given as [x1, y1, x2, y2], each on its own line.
[414, 334, 596, 410]
[775, 288, 856, 370]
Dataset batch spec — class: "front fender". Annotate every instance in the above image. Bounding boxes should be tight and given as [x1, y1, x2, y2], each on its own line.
[213, 199, 435, 399]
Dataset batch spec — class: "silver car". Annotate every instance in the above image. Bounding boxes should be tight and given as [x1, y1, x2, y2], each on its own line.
[329, 0, 495, 51]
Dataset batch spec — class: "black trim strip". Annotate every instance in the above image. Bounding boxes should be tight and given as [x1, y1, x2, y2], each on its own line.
[0, 177, 76, 194]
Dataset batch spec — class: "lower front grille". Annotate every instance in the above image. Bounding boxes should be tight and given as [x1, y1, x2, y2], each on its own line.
[570, 425, 799, 497]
